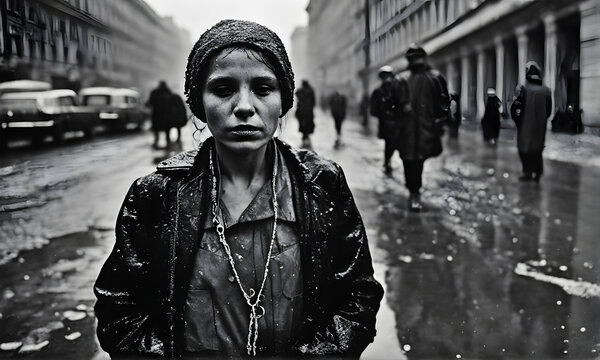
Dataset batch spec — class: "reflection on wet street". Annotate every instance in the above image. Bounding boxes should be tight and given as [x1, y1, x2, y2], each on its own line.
[0, 115, 598, 359]
[367, 132, 600, 359]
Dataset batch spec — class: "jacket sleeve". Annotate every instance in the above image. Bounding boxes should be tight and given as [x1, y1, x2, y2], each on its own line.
[297, 165, 384, 357]
[94, 178, 165, 357]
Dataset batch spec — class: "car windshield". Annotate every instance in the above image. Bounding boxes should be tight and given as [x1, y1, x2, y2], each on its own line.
[83, 95, 111, 106]
[0, 98, 38, 110]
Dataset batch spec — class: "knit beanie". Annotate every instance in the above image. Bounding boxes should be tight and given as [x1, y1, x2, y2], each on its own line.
[185, 19, 295, 122]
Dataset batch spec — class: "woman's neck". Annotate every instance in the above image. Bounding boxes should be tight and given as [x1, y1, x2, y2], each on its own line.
[214, 142, 271, 189]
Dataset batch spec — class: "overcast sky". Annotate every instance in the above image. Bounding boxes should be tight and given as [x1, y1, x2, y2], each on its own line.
[143, 0, 310, 50]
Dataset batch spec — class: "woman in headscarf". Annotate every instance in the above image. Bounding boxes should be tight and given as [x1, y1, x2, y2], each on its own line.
[94, 19, 383, 358]
[481, 88, 502, 145]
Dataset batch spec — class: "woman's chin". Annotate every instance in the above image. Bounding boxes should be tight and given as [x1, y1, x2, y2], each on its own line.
[216, 138, 270, 154]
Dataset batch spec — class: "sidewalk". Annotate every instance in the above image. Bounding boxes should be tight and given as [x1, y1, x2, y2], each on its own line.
[460, 118, 600, 168]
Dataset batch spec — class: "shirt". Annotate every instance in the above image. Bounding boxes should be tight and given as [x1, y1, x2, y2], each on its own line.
[183, 147, 303, 356]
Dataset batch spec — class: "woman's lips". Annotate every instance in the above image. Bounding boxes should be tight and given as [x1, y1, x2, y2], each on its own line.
[230, 125, 260, 136]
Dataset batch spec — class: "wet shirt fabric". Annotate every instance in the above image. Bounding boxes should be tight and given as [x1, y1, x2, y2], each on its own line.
[183, 147, 303, 356]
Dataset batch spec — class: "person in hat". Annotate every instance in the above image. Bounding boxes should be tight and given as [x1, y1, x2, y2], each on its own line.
[94, 19, 383, 358]
[395, 44, 449, 211]
[370, 65, 404, 175]
[481, 87, 502, 145]
[512, 61, 552, 182]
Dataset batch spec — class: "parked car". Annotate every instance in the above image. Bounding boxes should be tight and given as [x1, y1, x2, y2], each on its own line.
[0, 89, 99, 147]
[79, 87, 148, 132]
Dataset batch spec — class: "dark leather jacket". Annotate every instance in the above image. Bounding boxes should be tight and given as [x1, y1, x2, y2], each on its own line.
[94, 137, 383, 358]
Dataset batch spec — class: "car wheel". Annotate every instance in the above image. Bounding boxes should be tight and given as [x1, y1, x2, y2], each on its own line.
[31, 134, 45, 147]
[83, 125, 94, 138]
[53, 124, 65, 145]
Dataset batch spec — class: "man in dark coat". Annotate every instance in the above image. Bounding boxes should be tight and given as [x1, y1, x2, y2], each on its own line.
[295, 80, 316, 148]
[513, 61, 552, 182]
[328, 90, 347, 148]
[370, 65, 404, 175]
[481, 88, 502, 144]
[396, 44, 449, 211]
[147, 81, 173, 148]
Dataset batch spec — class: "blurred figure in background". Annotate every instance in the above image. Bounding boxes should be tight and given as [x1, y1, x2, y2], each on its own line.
[396, 44, 449, 212]
[169, 92, 189, 143]
[328, 90, 347, 149]
[295, 80, 316, 148]
[147, 80, 173, 148]
[481, 88, 502, 145]
[511, 61, 552, 182]
[448, 92, 461, 138]
[370, 65, 402, 175]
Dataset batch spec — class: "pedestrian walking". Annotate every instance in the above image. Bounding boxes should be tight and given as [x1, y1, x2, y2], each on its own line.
[481, 88, 502, 145]
[94, 19, 383, 359]
[295, 80, 316, 148]
[169, 92, 189, 143]
[370, 65, 403, 175]
[328, 90, 347, 148]
[396, 44, 450, 212]
[448, 92, 461, 138]
[510, 61, 552, 182]
[146, 80, 173, 148]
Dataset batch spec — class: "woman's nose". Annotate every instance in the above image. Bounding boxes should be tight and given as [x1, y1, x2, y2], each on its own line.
[234, 87, 255, 118]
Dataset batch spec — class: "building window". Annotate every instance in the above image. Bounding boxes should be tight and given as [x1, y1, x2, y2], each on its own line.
[6, 0, 19, 12]
[28, 40, 36, 59]
[28, 7, 36, 22]
[70, 24, 79, 41]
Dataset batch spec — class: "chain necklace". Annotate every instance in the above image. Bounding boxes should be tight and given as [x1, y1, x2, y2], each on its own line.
[209, 143, 278, 356]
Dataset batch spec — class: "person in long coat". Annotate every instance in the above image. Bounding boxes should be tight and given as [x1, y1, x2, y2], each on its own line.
[481, 88, 502, 144]
[169, 93, 189, 143]
[94, 19, 383, 359]
[448, 92, 461, 139]
[370, 65, 403, 175]
[147, 81, 173, 147]
[396, 44, 449, 211]
[513, 61, 552, 182]
[295, 80, 316, 147]
[328, 90, 347, 148]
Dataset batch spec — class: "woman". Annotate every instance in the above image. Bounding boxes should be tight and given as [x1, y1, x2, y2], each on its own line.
[481, 88, 502, 144]
[94, 19, 383, 358]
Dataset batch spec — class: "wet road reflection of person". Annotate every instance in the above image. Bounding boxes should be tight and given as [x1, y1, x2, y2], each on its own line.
[375, 159, 600, 358]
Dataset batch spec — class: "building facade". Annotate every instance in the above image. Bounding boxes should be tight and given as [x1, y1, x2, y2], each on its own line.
[0, 0, 190, 97]
[305, 0, 367, 109]
[305, 0, 600, 132]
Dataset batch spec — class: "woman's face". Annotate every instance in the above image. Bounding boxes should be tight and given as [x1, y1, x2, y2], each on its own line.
[202, 48, 282, 154]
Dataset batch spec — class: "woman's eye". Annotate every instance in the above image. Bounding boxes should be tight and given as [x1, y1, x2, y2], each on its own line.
[213, 86, 233, 97]
[254, 85, 273, 96]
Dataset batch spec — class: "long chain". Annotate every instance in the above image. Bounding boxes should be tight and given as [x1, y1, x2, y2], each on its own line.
[209, 143, 278, 356]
